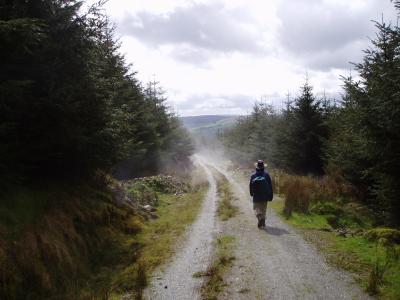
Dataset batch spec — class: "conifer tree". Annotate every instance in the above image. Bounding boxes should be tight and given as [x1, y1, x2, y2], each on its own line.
[289, 80, 327, 174]
[328, 17, 400, 225]
[0, 0, 193, 184]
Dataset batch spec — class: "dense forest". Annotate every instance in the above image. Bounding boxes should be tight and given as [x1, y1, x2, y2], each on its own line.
[221, 3, 400, 226]
[0, 1, 195, 298]
[0, 0, 193, 187]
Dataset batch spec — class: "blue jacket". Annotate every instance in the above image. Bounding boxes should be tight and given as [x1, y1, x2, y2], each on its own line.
[249, 169, 273, 202]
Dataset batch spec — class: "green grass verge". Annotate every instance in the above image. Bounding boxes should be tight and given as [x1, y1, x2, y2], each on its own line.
[109, 187, 207, 299]
[198, 235, 236, 300]
[137, 188, 207, 270]
[271, 198, 400, 299]
[216, 175, 238, 221]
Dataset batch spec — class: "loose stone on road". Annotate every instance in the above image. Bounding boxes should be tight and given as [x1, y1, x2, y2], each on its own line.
[144, 156, 219, 300]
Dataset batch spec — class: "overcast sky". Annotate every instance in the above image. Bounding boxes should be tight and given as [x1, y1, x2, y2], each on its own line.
[100, 0, 397, 116]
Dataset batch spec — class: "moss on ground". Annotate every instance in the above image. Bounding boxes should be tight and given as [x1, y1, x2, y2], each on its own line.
[199, 235, 236, 300]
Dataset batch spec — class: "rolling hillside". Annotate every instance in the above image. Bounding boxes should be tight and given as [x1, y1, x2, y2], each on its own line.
[180, 115, 241, 138]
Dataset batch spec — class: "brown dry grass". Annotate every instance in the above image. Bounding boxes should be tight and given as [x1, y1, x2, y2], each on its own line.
[281, 176, 312, 216]
[0, 185, 143, 300]
[272, 170, 357, 218]
[0, 170, 207, 300]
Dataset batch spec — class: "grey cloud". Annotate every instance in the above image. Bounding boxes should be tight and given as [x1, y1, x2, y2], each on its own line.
[305, 40, 367, 71]
[277, 0, 397, 70]
[169, 45, 214, 67]
[278, 4, 366, 54]
[119, 2, 266, 59]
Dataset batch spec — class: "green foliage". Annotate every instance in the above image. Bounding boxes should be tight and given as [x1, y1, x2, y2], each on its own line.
[326, 17, 400, 225]
[365, 228, 400, 295]
[289, 81, 329, 174]
[365, 228, 400, 246]
[221, 102, 278, 166]
[0, 0, 193, 185]
[310, 201, 341, 216]
[272, 198, 400, 298]
[134, 187, 207, 277]
[221, 81, 329, 175]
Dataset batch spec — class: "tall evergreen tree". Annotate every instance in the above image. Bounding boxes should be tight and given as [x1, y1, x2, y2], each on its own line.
[0, 0, 194, 184]
[328, 17, 400, 225]
[289, 80, 327, 174]
[273, 94, 298, 170]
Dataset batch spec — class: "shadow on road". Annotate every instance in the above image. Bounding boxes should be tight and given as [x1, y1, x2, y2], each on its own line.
[263, 226, 290, 236]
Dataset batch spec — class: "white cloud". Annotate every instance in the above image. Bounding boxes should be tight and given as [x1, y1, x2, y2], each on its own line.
[98, 0, 398, 116]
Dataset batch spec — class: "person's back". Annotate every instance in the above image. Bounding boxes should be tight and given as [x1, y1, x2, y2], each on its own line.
[249, 160, 273, 228]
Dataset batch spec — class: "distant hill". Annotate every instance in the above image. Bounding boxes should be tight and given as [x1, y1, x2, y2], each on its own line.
[180, 115, 241, 138]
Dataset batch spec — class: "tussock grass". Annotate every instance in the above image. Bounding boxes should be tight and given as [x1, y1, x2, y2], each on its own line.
[0, 183, 145, 300]
[216, 174, 238, 221]
[273, 171, 359, 218]
[270, 169, 399, 298]
[199, 235, 236, 300]
[0, 168, 209, 300]
[281, 176, 312, 216]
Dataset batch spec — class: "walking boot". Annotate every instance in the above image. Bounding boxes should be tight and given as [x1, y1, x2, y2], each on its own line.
[257, 214, 262, 228]
[260, 218, 265, 228]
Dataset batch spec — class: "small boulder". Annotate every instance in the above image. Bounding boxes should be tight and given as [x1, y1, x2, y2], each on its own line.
[150, 212, 159, 219]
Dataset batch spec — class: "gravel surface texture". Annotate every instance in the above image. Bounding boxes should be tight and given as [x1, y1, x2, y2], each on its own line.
[145, 155, 371, 300]
[213, 161, 371, 300]
[144, 156, 219, 300]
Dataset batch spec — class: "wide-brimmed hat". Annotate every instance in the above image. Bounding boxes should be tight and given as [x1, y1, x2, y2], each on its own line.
[255, 160, 265, 170]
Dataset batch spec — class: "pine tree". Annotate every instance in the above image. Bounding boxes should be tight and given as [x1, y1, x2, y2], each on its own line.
[273, 93, 297, 170]
[327, 16, 400, 225]
[0, 0, 193, 184]
[289, 80, 327, 174]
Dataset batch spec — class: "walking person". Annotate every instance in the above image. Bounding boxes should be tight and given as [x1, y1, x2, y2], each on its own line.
[249, 160, 273, 228]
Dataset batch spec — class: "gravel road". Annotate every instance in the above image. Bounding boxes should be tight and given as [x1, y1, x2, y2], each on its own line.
[144, 156, 219, 300]
[212, 160, 371, 300]
[145, 155, 371, 300]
